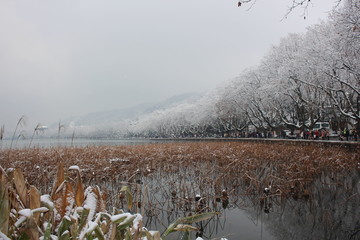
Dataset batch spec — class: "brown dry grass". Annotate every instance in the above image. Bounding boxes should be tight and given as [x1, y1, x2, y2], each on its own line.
[1, 140, 359, 239]
[0, 141, 358, 202]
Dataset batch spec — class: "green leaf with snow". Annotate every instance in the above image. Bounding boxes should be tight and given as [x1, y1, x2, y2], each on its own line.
[117, 215, 136, 231]
[59, 230, 70, 240]
[42, 222, 52, 240]
[94, 225, 106, 240]
[124, 228, 132, 240]
[40, 194, 54, 211]
[85, 223, 105, 240]
[111, 215, 128, 225]
[57, 216, 72, 238]
[78, 208, 90, 233]
[162, 221, 180, 238]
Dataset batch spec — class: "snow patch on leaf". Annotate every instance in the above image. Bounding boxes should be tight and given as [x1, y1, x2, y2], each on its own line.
[86, 221, 98, 234]
[18, 209, 32, 218]
[69, 165, 80, 171]
[83, 187, 98, 221]
[133, 214, 142, 230]
[111, 212, 132, 223]
[41, 194, 54, 209]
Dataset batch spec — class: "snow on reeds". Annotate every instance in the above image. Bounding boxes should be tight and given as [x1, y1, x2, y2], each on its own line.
[0, 160, 216, 239]
[1, 141, 357, 197]
[0, 141, 358, 239]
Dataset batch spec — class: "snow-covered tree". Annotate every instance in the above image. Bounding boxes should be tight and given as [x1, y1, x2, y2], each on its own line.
[126, 1, 359, 138]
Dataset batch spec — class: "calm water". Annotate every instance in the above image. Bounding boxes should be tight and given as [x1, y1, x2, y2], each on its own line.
[134, 171, 359, 240]
[0, 138, 159, 149]
[1, 138, 359, 239]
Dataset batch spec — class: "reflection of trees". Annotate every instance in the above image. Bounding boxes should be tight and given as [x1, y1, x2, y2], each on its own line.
[249, 171, 360, 240]
[3, 143, 358, 239]
[86, 148, 360, 240]
[116, 167, 359, 240]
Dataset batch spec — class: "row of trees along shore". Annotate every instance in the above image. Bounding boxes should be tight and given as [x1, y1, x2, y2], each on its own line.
[127, 1, 360, 139]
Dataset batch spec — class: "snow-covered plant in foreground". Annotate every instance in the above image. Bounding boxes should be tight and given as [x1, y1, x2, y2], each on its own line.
[0, 165, 217, 239]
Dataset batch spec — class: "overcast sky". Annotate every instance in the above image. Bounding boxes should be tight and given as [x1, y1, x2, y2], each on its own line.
[0, 0, 337, 132]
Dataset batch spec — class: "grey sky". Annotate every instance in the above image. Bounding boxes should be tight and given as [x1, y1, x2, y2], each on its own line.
[0, 0, 335, 132]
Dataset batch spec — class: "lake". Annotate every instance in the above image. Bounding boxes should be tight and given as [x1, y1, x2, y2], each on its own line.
[0, 137, 158, 149]
[1, 139, 359, 239]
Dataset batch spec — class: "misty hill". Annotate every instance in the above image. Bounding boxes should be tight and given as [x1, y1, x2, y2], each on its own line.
[63, 92, 202, 126]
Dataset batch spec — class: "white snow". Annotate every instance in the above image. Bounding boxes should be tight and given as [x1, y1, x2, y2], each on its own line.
[76, 206, 84, 211]
[110, 213, 132, 223]
[18, 209, 32, 218]
[65, 194, 75, 217]
[142, 230, 160, 240]
[41, 194, 54, 209]
[14, 216, 27, 227]
[61, 230, 69, 236]
[32, 207, 49, 214]
[71, 207, 84, 221]
[109, 158, 129, 163]
[132, 214, 143, 230]
[54, 181, 65, 195]
[50, 235, 58, 240]
[84, 187, 98, 221]
[69, 165, 80, 171]
[43, 222, 51, 232]
[86, 221, 98, 234]
[0, 231, 11, 240]
[10, 209, 17, 215]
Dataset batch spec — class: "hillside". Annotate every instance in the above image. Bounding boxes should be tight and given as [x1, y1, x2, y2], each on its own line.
[64, 92, 201, 126]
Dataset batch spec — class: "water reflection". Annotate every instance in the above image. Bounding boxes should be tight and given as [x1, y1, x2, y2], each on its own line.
[0, 138, 160, 149]
[97, 168, 359, 240]
[261, 171, 360, 240]
[2, 139, 358, 239]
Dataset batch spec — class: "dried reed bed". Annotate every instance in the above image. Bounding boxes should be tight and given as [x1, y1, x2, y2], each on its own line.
[1, 141, 359, 239]
[1, 141, 358, 203]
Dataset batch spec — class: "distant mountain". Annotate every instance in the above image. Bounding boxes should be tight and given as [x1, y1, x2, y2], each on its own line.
[62, 92, 202, 126]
